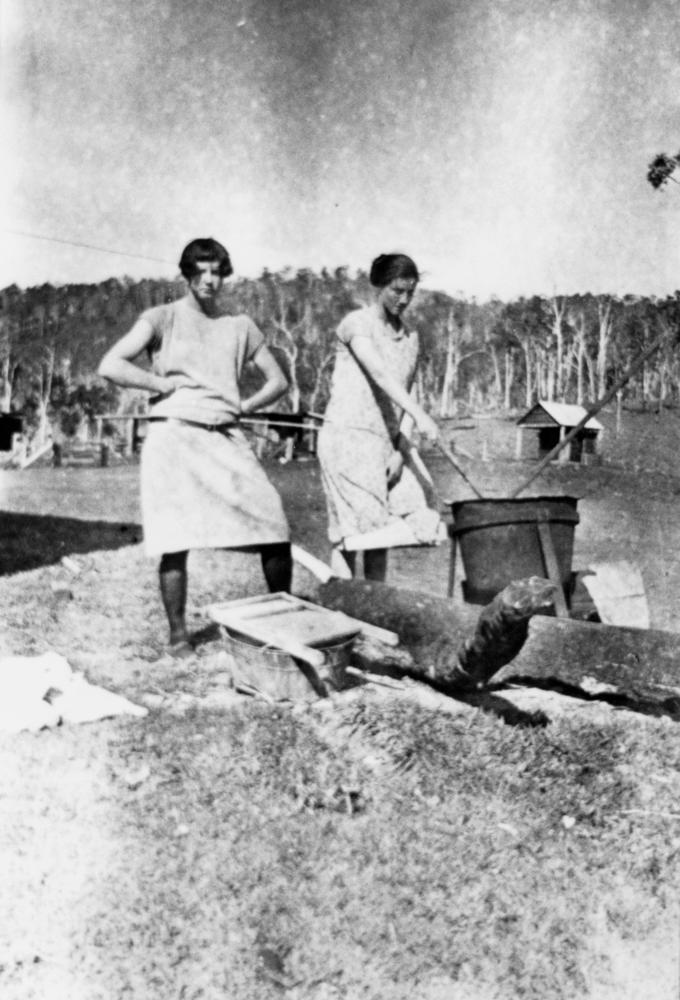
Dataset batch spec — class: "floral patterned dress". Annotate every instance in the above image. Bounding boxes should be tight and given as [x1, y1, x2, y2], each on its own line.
[317, 305, 440, 546]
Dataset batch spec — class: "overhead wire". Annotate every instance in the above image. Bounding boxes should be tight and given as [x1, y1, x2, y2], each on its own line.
[2, 228, 175, 267]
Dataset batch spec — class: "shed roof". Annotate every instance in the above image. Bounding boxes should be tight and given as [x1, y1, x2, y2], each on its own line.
[517, 401, 603, 431]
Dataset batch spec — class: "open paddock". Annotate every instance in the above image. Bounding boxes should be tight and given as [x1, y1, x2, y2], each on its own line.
[1, 409, 680, 999]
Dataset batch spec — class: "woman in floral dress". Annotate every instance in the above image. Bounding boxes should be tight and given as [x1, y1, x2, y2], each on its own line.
[318, 253, 441, 581]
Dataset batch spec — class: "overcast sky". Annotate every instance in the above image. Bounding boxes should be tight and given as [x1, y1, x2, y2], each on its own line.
[2, 0, 680, 298]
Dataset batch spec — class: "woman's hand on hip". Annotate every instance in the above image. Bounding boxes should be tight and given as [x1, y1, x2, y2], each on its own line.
[149, 374, 189, 402]
[159, 375, 181, 393]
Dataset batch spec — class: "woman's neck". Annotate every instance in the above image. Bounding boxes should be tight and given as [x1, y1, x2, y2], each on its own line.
[376, 302, 403, 332]
[187, 290, 221, 317]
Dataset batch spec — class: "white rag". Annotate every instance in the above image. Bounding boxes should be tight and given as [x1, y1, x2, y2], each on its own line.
[0, 651, 148, 733]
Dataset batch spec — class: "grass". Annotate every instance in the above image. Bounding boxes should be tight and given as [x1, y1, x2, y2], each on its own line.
[4, 696, 677, 999]
[2, 421, 680, 998]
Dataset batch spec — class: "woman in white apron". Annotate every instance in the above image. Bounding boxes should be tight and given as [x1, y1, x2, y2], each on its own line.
[99, 237, 291, 656]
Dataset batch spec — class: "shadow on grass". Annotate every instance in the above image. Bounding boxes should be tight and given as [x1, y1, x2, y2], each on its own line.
[191, 622, 222, 646]
[495, 674, 680, 724]
[353, 655, 680, 728]
[419, 675, 551, 728]
[413, 669, 680, 727]
[0, 510, 142, 576]
[454, 687, 551, 727]
[350, 657, 552, 729]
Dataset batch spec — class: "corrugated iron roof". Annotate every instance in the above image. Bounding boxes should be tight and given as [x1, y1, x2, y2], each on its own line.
[517, 400, 603, 430]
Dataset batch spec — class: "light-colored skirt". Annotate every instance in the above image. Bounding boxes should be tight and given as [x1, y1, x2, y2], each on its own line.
[141, 420, 290, 556]
[317, 425, 440, 545]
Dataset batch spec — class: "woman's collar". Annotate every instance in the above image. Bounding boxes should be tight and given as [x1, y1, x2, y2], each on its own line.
[184, 291, 222, 317]
[372, 302, 409, 339]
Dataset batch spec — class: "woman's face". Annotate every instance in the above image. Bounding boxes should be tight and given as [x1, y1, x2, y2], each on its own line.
[189, 260, 224, 304]
[378, 277, 417, 319]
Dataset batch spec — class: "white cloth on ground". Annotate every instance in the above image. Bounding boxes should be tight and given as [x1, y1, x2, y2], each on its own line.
[0, 651, 148, 733]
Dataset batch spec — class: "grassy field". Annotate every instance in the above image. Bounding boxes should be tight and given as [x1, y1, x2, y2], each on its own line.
[2, 408, 680, 999]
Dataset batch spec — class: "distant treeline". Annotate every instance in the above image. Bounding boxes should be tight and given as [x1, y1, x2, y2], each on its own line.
[2, 268, 680, 441]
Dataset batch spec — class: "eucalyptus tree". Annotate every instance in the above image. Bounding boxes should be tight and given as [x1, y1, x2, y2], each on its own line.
[492, 297, 551, 408]
[0, 284, 26, 412]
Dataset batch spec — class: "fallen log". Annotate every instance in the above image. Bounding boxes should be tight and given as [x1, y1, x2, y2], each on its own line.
[319, 577, 555, 689]
[318, 579, 477, 650]
[317, 579, 680, 706]
[500, 616, 680, 699]
[448, 577, 556, 688]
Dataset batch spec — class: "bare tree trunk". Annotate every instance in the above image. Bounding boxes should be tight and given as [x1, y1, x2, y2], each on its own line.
[271, 291, 303, 412]
[488, 344, 503, 406]
[504, 350, 514, 410]
[658, 360, 668, 412]
[36, 346, 56, 444]
[0, 318, 19, 412]
[414, 368, 429, 410]
[544, 350, 556, 401]
[569, 311, 588, 405]
[439, 311, 460, 418]
[585, 353, 597, 402]
[0, 357, 13, 412]
[596, 298, 613, 398]
[560, 339, 578, 402]
[504, 354, 511, 410]
[550, 296, 567, 398]
[307, 352, 335, 414]
[534, 350, 544, 400]
[521, 341, 532, 407]
[577, 339, 584, 404]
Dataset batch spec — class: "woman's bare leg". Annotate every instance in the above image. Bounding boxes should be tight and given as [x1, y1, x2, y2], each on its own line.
[261, 542, 293, 592]
[159, 550, 189, 645]
[363, 548, 388, 582]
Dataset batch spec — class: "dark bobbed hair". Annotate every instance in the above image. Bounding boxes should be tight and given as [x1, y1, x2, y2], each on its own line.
[179, 238, 233, 280]
[369, 253, 419, 288]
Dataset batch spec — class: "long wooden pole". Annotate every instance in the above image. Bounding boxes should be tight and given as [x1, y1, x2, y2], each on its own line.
[238, 417, 320, 433]
[247, 411, 486, 497]
[510, 333, 667, 499]
[436, 439, 485, 498]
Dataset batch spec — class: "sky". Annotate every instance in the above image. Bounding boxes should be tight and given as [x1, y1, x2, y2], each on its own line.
[2, 0, 680, 300]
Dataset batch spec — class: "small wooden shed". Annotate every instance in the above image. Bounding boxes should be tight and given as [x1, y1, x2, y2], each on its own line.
[515, 401, 603, 465]
[0, 413, 22, 451]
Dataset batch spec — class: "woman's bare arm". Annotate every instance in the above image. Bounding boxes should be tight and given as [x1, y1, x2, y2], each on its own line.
[98, 319, 175, 395]
[349, 336, 439, 442]
[241, 344, 289, 415]
[399, 405, 416, 445]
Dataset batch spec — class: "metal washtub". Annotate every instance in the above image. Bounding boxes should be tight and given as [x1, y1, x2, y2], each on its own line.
[449, 495, 580, 606]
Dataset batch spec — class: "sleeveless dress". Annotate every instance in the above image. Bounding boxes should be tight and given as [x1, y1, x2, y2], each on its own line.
[136, 295, 289, 556]
[317, 305, 440, 545]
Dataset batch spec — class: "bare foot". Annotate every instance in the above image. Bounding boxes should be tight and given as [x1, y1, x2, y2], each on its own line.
[167, 639, 194, 660]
